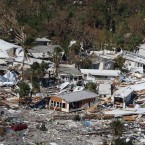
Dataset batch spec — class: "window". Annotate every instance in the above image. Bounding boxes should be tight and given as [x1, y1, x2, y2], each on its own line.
[51, 100, 54, 106]
[51, 101, 64, 108]
[57, 102, 59, 107]
[62, 103, 66, 108]
[74, 77, 77, 81]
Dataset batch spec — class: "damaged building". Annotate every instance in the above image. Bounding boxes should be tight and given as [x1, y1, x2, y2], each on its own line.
[112, 86, 135, 108]
[48, 90, 97, 112]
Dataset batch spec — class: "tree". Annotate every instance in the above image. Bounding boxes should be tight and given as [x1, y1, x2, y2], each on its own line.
[111, 138, 133, 145]
[15, 28, 35, 80]
[18, 81, 30, 98]
[30, 62, 42, 93]
[31, 62, 41, 77]
[113, 56, 125, 71]
[85, 82, 96, 92]
[0, 0, 145, 55]
[110, 119, 124, 136]
[40, 61, 48, 76]
[80, 58, 92, 69]
[30, 61, 48, 93]
[68, 42, 81, 64]
[48, 46, 63, 77]
[126, 34, 142, 52]
[0, 8, 35, 79]
[17, 81, 30, 105]
[31, 78, 40, 93]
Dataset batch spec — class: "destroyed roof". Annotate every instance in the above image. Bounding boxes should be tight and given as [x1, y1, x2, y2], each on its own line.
[14, 57, 52, 65]
[130, 82, 145, 91]
[58, 90, 97, 103]
[29, 45, 61, 54]
[0, 65, 9, 70]
[80, 69, 120, 77]
[0, 39, 21, 51]
[104, 108, 145, 116]
[35, 37, 51, 42]
[59, 66, 81, 76]
[99, 83, 111, 95]
[113, 86, 134, 98]
[91, 57, 102, 64]
[0, 51, 9, 58]
[138, 44, 145, 56]
[122, 51, 145, 64]
[0, 59, 6, 64]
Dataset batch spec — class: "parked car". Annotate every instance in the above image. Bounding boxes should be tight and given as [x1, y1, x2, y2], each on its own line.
[11, 123, 27, 131]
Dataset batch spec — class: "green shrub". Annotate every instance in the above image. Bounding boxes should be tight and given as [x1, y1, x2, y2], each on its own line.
[73, 114, 81, 121]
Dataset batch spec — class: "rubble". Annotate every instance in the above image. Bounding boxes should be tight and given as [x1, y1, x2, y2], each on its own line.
[1, 38, 145, 144]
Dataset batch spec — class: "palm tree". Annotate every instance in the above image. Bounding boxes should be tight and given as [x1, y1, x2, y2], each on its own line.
[48, 46, 63, 77]
[110, 119, 124, 136]
[113, 56, 125, 71]
[0, 10, 34, 80]
[40, 61, 48, 76]
[17, 81, 30, 106]
[85, 82, 96, 93]
[14, 27, 34, 80]
[68, 42, 81, 64]
[30, 62, 42, 93]
[110, 119, 125, 144]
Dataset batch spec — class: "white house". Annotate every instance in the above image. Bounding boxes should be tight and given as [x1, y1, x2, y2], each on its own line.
[112, 86, 134, 108]
[122, 51, 145, 73]
[80, 69, 120, 82]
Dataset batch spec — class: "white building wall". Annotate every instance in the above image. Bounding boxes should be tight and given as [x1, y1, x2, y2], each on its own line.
[61, 100, 69, 112]
[125, 60, 143, 73]
[99, 62, 104, 70]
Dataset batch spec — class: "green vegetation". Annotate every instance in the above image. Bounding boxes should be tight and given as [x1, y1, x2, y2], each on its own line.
[113, 56, 125, 71]
[103, 137, 133, 145]
[85, 82, 96, 92]
[73, 114, 81, 121]
[48, 46, 63, 76]
[0, 0, 144, 51]
[17, 81, 30, 98]
[111, 138, 133, 145]
[30, 61, 48, 93]
[110, 119, 125, 136]
[36, 142, 45, 145]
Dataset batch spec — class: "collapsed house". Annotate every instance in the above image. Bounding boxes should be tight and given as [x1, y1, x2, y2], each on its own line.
[28, 44, 62, 59]
[0, 70, 18, 86]
[87, 56, 115, 70]
[47, 64, 82, 84]
[35, 37, 51, 45]
[58, 64, 82, 83]
[28, 38, 63, 59]
[0, 39, 24, 60]
[122, 51, 145, 73]
[48, 90, 97, 112]
[112, 86, 135, 108]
